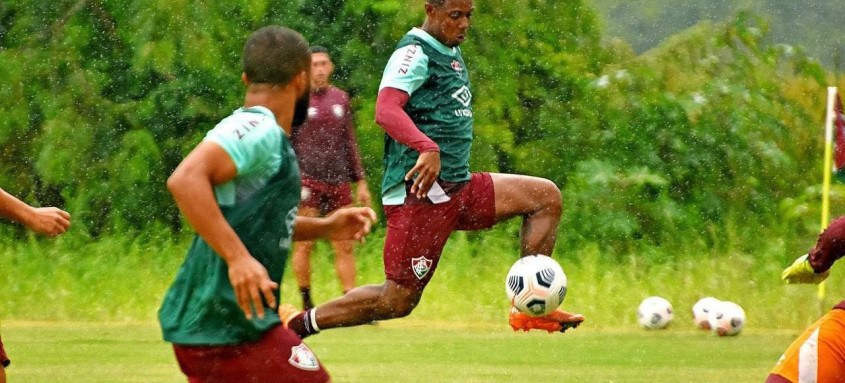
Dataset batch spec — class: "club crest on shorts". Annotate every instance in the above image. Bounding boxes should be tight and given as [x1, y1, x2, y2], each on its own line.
[289, 343, 320, 371]
[411, 256, 433, 280]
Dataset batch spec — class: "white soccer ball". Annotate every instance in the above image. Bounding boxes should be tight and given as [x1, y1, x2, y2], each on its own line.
[637, 296, 674, 329]
[505, 255, 568, 317]
[707, 300, 746, 336]
[692, 297, 721, 330]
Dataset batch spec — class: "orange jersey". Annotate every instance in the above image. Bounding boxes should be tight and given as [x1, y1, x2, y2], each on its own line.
[768, 304, 845, 383]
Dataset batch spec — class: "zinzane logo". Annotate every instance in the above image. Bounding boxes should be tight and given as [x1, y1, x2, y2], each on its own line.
[398, 44, 419, 75]
[451, 86, 472, 107]
[411, 256, 433, 280]
[289, 343, 320, 371]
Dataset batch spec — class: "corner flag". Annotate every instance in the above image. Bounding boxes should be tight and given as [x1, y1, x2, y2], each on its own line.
[819, 87, 842, 309]
[833, 92, 845, 182]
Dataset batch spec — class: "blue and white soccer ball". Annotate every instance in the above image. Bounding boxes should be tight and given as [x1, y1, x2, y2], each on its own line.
[692, 297, 721, 330]
[505, 255, 568, 317]
[637, 296, 674, 329]
[707, 300, 746, 336]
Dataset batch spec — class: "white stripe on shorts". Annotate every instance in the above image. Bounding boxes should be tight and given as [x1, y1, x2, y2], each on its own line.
[798, 327, 821, 383]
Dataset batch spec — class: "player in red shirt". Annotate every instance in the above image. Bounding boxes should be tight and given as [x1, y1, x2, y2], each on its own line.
[0, 187, 71, 383]
[769, 215, 845, 382]
[290, 46, 371, 310]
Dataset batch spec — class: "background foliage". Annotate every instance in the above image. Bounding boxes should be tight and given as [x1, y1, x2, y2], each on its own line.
[1, 0, 845, 319]
[588, 0, 844, 71]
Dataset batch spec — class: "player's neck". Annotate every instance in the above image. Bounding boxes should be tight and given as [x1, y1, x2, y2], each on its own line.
[244, 85, 296, 135]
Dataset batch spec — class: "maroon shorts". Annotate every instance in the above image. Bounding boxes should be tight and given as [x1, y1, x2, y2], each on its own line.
[0, 334, 8, 367]
[301, 177, 352, 215]
[172, 325, 330, 383]
[383, 172, 496, 289]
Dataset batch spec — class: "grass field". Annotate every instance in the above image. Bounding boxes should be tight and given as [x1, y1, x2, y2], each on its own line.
[1, 319, 796, 383]
[1, 230, 840, 382]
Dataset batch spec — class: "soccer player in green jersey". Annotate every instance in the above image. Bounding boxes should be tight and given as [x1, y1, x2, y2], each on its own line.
[281, 0, 584, 338]
[158, 26, 376, 383]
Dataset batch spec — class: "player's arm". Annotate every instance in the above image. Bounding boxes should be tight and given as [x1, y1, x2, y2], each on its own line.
[293, 207, 377, 242]
[783, 216, 845, 284]
[0, 188, 70, 236]
[342, 98, 371, 207]
[375, 44, 441, 198]
[167, 141, 277, 319]
[375, 88, 440, 198]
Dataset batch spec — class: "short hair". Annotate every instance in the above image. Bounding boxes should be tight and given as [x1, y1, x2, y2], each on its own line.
[426, 0, 446, 6]
[243, 26, 310, 85]
[310, 45, 329, 55]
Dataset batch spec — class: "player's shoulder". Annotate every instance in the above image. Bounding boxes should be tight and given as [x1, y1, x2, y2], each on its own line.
[207, 107, 282, 147]
[327, 86, 350, 101]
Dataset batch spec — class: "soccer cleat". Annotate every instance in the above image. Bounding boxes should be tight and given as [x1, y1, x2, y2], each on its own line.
[509, 306, 585, 333]
[278, 303, 302, 328]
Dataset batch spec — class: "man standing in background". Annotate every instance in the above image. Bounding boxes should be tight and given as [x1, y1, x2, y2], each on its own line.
[291, 46, 371, 310]
[0, 187, 71, 383]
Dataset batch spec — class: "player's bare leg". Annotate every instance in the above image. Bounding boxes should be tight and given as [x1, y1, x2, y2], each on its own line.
[490, 173, 585, 332]
[490, 173, 561, 255]
[329, 204, 357, 294]
[280, 280, 422, 337]
[292, 206, 320, 310]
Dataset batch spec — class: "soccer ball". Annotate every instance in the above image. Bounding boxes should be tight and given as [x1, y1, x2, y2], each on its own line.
[708, 300, 746, 336]
[637, 296, 673, 329]
[692, 297, 721, 330]
[505, 255, 568, 317]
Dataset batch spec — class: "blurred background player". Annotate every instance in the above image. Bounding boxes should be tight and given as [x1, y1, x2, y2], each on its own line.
[280, 0, 584, 340]
[0, 187, 71, 383]
[291, 45, 371, 310]
[768, 215, 845, 383]
[158, 25, 375, 383]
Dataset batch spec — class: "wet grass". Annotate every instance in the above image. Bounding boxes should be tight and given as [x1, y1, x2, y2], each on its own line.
[0, 229, 835, 381]
[1, 228, 842, 330]
[0, 320, 794, 383]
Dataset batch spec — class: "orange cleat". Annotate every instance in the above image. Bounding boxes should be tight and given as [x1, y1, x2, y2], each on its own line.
[278, 303, 302, 328]
[509, 306, 585, 333]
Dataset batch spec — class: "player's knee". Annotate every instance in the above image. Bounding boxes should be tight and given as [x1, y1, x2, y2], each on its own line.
[380, 285, 421, 318]
[537, 178, 562, 213]
[390, 296, 418, 318]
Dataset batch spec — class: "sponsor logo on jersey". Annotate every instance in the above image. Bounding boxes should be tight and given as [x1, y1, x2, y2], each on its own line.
[332, 104, 344, 118]
[398, 44, 420, 75]
[411, 256, 433, 279]
[451, 85, 472, 107]
[289, 343, 320, 371]
[451, 60, 463, 72]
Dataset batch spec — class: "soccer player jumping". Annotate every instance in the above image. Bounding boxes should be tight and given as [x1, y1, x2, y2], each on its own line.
[281, 0, 584, 338]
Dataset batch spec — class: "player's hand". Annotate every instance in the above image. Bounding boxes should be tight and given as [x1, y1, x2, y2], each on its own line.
[405, 150, 440, 199]
[782, 254, 830, 284]
[226, 254, 278, 320]
[326, 207, 377, 242]
[25, 207, 71, 236]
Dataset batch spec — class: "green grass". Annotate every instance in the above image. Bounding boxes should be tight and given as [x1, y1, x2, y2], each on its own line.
[0, 229, 840, 381]
[2, 228, 843, 329]
[1, 320, 796, 383]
